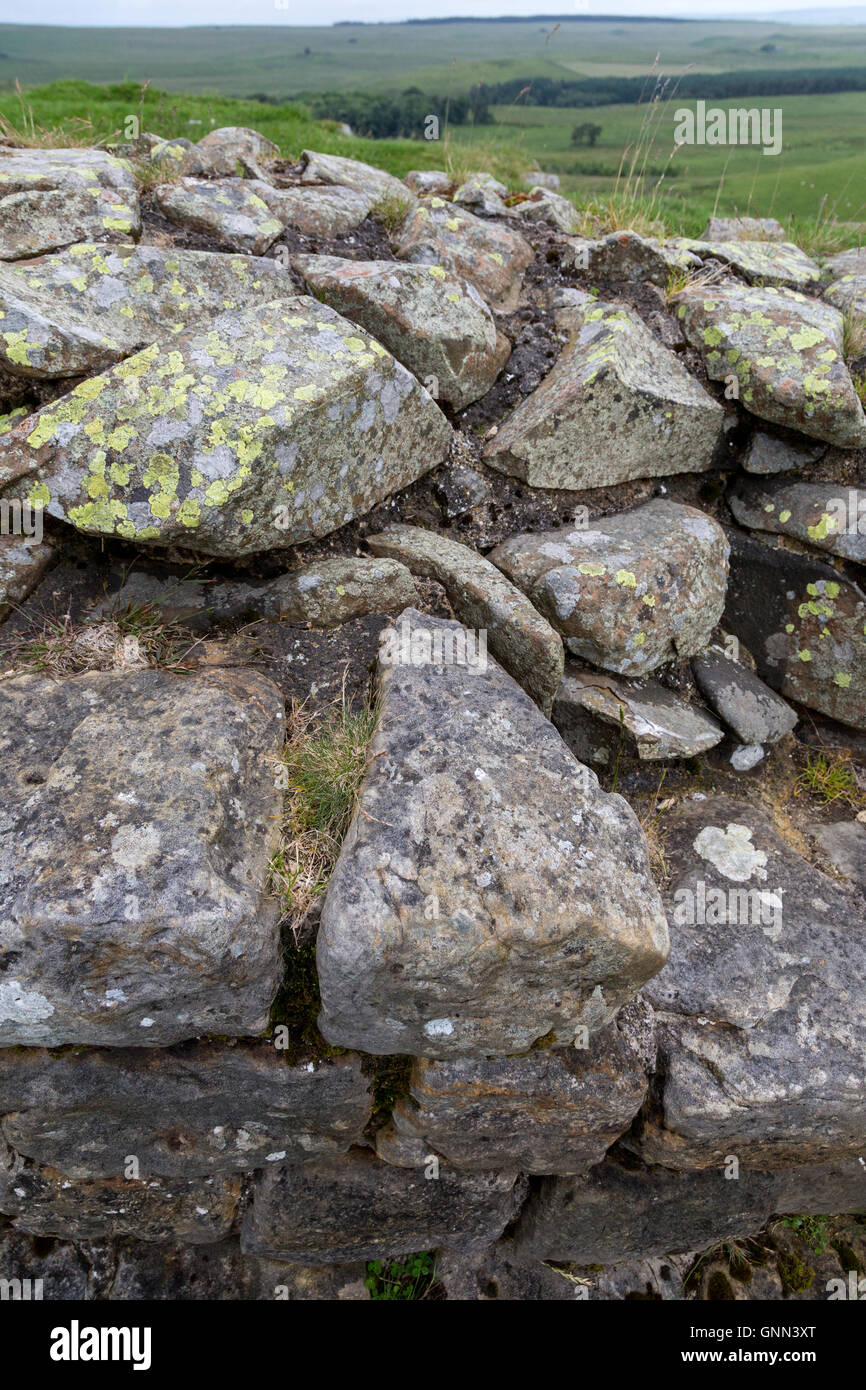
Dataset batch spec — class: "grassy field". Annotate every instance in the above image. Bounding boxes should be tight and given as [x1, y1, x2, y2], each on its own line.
[3, 19, 866, 98]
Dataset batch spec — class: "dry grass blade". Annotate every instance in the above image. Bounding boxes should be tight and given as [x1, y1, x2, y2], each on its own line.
[2, 601, 198, 678]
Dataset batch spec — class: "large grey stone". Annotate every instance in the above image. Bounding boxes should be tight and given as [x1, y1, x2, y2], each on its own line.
[154, 179, 283, 254]
[250, 182, 372, 237]
[489, 501, 729, 678]
[484, 300, 723, 488]
[691, 645, 798, 744]
[0, 666, 284, 1046]
[293, 254, 509, 409]
[672, 237, 821, 289]
[195, 126, 280, 180]
[0, 147, 140, 260]
[316, 609, 669, 1058]
[567, 230, 699, 285]
[0, 296, 451, 557]
[375, 1002, 654, 1175]
[366, 524, 564, 714]
[553, 666, 724, 765]
[728, 476, 866, 564]
[0, 1046, 371, 1178]
[396, 198, 532, 313]
[300, 150, 417, 210]
[242, 1146, 522, 1263]
[741, 430, 825, 475]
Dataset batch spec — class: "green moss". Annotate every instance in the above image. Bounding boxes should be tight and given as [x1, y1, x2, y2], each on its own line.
[362, 1054, 413, 1139]
[266, 937, 346, 1066]
[777, 1250, 815, 1296]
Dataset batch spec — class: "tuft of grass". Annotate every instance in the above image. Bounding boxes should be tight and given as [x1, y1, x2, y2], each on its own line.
[664, 259, 725, 305]
[636, 773, 674, 887]
[0, 80, 115, 149]
[365, 1252, 436, 1301]
[268, 688, 380, 938]
[852, 371, 866, 407]
[842, 309, 866, 364]
[4, 603, 197, 678]
[797, 749, 865, 809]
[369, 191, 414, 236]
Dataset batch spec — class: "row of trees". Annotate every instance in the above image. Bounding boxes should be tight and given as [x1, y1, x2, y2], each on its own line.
[303, 87, 492, 139]
[476, 66, 866, 109]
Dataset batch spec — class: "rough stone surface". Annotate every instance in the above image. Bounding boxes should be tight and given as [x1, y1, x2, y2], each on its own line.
[725, 529, 866, 730]
[553, 666, 724, 764]
[0, 666, 284, 1046]
[812, 820, 866, 893]
[395, 197, 533, 313]
[242, 1146, 522, 1263]
[250, 182, 372, 237]
[742, 430, 826, 475]
[405, 170, 453, 196]
[453, 172, 509, 217]
[676, 282, 866, 448]
[0, 1046, 371, 1178]
[516, 187, 581, 234]
[729, 476, 866, 564]
[195, 126, 280, 180]
[484, 300, 723, 488]
[293, 254, 510, 409]
[0, 1142, 240, 1243]
[148, 137, 210, 177]
[375, 1003, 654, 1175]
[366, 524, 564, 714]
[673, 237, 821, 289]
[0, 296, 451, 557]
[316, 609, 669, 1058]
[0, 531, 54, 619]
[0, 242, 290, 379]
[703, 216, 786, 241]
[691, 645, 798, 744]
[567, 230, 699, 286]
[638, 796, 866, 1167]
[300, 150, 416, 209]
[0, 147, 140, 260]
[154, 179, 283, 254]
[489, 501, 729, 678]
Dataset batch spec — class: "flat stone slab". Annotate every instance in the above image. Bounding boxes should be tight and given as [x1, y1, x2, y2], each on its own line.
[675, 283, 866, 449]
[300, 149, 417, 209]
[729, 475, 866, 564]
[395, 197, 533, 313]
[484, 300, 723, 488]
[242, 1146, 522, 1263]
[638, 796, 866, 1167]
[742, 430, 825, 475]
[0, 531, 54, 620]
[553, 666, 724, 765]
[293, 254, 510, 409]
[375, 1002, 654, 1176]
[0, 1046, 370, 1178]
[0, 147, 140, 260]
[0, 1142, 239, 1244]
[512, 1151, 866, 1264]
[489, 500, 729, 678]
[316, 609, 669, 1057]
[0, 295, 451, 558]
[0, 242, 291, 379]
[154, 179, 283, 254]
[0, 666, 285, 1046]
[672, 237, 821, 289]
[366, 524, 564, 714]
[251, 182, 372, 237]
[691, 645, 798, 744]
[725, 529, 866, 731]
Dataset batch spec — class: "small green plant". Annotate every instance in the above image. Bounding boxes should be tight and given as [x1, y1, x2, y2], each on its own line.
[369, 192, 413, 236]
[781, 1214, 830, 1254]
[365, 1252, 435, 1300]
[269, 689, 380, 936]
[852, 371, 866, 407]
[797, 750, 865, 808]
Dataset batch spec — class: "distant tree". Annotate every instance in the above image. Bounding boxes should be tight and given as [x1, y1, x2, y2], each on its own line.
[760, 43, 776, 52]
[571, 121, 602, 147]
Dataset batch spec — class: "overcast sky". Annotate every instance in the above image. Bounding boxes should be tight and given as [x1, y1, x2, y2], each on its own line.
[2, 1, 864, 29]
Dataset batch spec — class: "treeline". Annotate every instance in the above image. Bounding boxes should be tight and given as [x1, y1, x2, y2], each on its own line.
[301, 87, 492, 139]
[479, 66, 866, 108]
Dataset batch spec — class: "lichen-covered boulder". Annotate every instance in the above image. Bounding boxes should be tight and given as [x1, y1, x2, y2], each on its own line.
[671, 237, 821, 289]
[484, 300, 723, 487]
[675, 283, 866, 448]
[316, 609, 669, 1057]
[195, 126, 280, 179]
[637, 797, 866, 1168]
[728, 476, 866, 563]
[299, 149, 416, 208]
[0, 242, 291, 379]
[0, 146, 140, 259]
[515, 187, 582, 234]
[366, 524, 564, 713]
[250, 181, 372, 237]
[567, 230, 699, 285]
[489, 501, 729, 677]
[0, 296, 452, 557]
[725, 530, 866, 730]
[154, 178, 283, 254]
[0, 1046, 371, 1178]
[0, 666, 285, 1046]
[149, 137, 210, 177]
[395, 197, 533, 313]
[294, 254, 509, 409]
[824, 266, 866, 324]
[375, 1004, 653, 1175]
[453, 172, 509, 217]
[242, 1147, 522, 1263]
